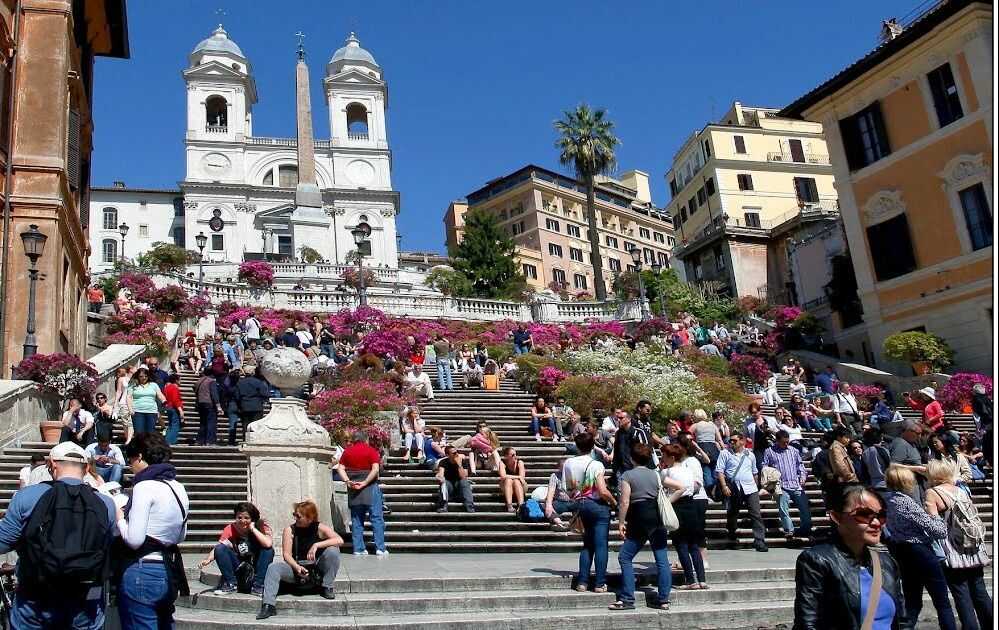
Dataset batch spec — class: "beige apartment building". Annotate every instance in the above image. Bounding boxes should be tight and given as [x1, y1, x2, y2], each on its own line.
[666, 102, 840, 302]
[446, 165, 675, 294]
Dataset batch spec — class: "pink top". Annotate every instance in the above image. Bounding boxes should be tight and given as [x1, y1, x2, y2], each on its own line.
[469, 433, 494, 454]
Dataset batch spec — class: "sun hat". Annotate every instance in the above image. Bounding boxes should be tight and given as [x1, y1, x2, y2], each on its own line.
[49, 441, 88, 463]
[919, 387, 936, 400]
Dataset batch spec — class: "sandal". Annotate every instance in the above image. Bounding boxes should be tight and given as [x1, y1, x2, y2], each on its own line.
[593, 585, 608, 593]
[676, 583, 701, 590]
[698, 583, 710, 590]
[651, 600, 671, 611]
[608, 601, 635, 611]
[574, 584, 588, 592]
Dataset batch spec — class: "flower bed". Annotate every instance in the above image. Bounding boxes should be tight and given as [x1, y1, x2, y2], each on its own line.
[309, 379, 412, 447]
[104, 307, 170, 355]
[938, 373, 992, 412]
[14, 353, 99, 401]
[237, 260, 275, 289]
[118, 272, 156, 302]
[147, 285, 209, 320]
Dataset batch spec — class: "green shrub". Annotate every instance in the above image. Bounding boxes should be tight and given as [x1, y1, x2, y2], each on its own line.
[676, 346, 729, 377]
[883, 331, 954, 370]
[484, 343, 511, 364]
[556, 375, 637, 420]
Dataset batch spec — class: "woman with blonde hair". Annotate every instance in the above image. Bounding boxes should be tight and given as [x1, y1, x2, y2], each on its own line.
[924, 460, 992, 630]
[884, 464, 957, 630]
[469, 425, 501, 473]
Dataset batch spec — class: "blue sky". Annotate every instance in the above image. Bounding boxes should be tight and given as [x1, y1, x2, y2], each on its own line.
[91, 0, 921, 253]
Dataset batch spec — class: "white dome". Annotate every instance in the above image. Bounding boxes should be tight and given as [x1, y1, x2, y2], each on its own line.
[328, 32, 378, 71]
[192, 25, 245, 59]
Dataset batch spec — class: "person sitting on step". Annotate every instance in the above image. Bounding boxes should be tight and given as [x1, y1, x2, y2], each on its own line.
[498, 447, 527, 513]
[256, 499, 342, 620]
[468, 425, 501, 474]
[401, 407, 426, 463]
[200, 501, 274, 596]
[435, 446, 475, 513]
[422, 427, 447, 470]
[403, 363, 435, 400]
[500, 358, 518, 380]
[530, 396, 559, 442]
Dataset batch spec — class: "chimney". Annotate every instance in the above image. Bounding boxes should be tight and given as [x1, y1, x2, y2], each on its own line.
[113, 181, 126, 188]
[880, 18, 903, 42]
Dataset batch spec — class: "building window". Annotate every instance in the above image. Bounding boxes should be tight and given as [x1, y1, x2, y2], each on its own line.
[705, 177, 715, 196]
[866, 214, 917, 281]
[552, 268, 566, 286]
[101, 239, 117, 263]
[679, 207, 687, 222]
[639, 227, 651, 239]
[262, 170, 274, 186]
[793, 177, 819, 204]
[605, 235, 618, 248]
[744, 211, 762, 228]
[927, 63, 963, 128]
[643, 247, 654, 264]
[623, 241, 635, 252]
[523, 264, 538, 279]
[839, 102, 891, 170]
[277, 235, 293, 256]
[669, 178, 678, 196]
[697, 187, 707, 205]
[608, 258, 621, 272]
[702, 139, 711, 159]
[667, 236, 676, 247]
[172, 227, 185, 247]
[733, 135, 746, 154]
[512, 221, 525, 235]
[692, 259, 702, 281]
[545, 218, 560, 232]
[573, 274, 588, 290]
[205, 95, 228, 130]
[713, 244, 725, 270]
[567, 224, 581, 238]
[958, 183, 992, 251]
[211, 234, 224, 251]
[653, 232, 665, 243]
[173, 198, 185, 217]
[346, 102, 370, 138]
[688, 196, 697, 213]
[548, 243, 563, 257]
[102, 207, 118, 230]
[499, 209, 508, 220]
[569, 247, 584, 262]
[657, 252, 669, 267]
[737, 174, 754, 191]
[138, 224, 149, 238]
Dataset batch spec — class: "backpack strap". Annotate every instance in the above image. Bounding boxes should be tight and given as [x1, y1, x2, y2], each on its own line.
[861, 550, 883, 630]
[159, 480, 188, 523]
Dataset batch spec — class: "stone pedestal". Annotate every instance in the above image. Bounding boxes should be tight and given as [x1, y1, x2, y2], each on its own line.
[241, 398, 337, 551]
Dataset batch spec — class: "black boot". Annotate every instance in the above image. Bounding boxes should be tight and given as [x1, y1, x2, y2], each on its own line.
[256, 604, 277, 620]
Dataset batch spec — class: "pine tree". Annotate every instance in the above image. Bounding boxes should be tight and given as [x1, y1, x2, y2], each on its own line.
[450, 209, 526, 299]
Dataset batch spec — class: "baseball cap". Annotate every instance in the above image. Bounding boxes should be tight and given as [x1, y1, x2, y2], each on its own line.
[49, 441, 88, 463]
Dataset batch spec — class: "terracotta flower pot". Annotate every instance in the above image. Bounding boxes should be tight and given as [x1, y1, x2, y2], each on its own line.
[39, 420, 63, 443]
[911, 361, 932, 376]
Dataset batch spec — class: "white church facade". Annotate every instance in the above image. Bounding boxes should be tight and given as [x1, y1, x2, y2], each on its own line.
[89, 26, 400, 274]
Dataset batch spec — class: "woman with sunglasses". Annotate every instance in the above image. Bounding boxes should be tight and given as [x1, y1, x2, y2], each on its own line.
[256, 499, 343, 620]
[884, 465, 957, 630]
[793, 484, 908, 628]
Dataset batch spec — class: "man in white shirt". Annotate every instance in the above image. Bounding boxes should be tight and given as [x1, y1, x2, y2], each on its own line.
[17, 454, 45, 488]
[244, 315, 261, 342]
[832, 382, 868, 434]
[85, 437, 126, 483]
[715, 432, 767, 552]
[59, 398, 95, 446]
[404, 364, 435, 400]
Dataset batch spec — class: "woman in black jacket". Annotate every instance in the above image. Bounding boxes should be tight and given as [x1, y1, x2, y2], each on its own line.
[793, 484, 910, 630]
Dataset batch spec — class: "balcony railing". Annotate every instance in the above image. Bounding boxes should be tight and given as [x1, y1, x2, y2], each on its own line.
[766, 151, 829, 165]
[246, 136, 332, 149]
[348, 132, 369, 141]
[205, 124, 227, 133]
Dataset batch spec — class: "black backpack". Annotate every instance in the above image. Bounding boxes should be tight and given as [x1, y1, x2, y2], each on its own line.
[18, 481, 112, 591]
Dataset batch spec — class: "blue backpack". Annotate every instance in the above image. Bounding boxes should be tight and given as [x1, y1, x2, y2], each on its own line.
[519, 499, 545, 522]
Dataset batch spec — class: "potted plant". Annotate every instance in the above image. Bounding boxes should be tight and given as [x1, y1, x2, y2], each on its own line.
[237, 260, 275, 289]
[882, 331, 954, 375]
[14, 353, 99, 441]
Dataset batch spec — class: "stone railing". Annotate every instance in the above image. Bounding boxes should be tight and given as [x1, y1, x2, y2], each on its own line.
[270, 263, 401, 283]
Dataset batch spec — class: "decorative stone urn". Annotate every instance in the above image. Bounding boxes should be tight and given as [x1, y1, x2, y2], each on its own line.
[258, 347, 313, 396]
[240, 348, 346, 549]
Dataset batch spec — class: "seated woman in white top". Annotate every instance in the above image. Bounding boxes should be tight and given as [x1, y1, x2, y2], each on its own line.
[401, 407, 426, 463]
[116, 432, 190, 628]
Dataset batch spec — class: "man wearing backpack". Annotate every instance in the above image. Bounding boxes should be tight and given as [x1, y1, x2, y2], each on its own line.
[0, 442, 118, 629]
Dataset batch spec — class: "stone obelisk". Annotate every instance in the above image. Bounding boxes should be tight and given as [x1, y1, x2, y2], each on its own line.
[290, 35, 332, 259]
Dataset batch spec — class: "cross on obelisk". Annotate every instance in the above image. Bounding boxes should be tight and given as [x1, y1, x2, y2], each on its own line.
[295, 30, 306, 60]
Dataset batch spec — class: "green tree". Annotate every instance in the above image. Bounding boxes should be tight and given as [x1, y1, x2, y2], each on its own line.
[135, 242, 198, 273]
[299, 246, 323, 264]
[554, 104, 620, 301]
[424, 267, 474, 297]
[450, 208, 525, 299]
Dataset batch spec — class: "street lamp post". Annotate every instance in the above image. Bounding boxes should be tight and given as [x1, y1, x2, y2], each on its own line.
[630, 248, 650, 321]
[118, 223, 129, 268]
[195, 232, 208, 288]
[651, 261, 667, 319]
[20, 225, 48, 359]
[351, 223, 372, 308]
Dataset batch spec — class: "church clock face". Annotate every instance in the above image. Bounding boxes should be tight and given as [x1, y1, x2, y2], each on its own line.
[201, 152, 232, 177]
[209, 208, 225, 232]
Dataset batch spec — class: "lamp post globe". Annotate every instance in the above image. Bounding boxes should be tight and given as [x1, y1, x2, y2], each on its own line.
[19, 225, 48, 359]
[118, 222, 129, 268]
[195, 232, 208, 288]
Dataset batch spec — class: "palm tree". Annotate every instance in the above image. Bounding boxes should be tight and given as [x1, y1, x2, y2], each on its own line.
[554, 104, 620, 301]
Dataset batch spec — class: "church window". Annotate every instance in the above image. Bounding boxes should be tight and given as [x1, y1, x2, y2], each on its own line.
[101, 239, 117, 264]
[278, 165, 299, 187]
[278, 235, 293, 255]
[262, 170, 274, 186]
[211, 234, 224, 251]
[346, 103, 369, 139]
[138, 224, 149, 238]
[172, 227, 185, 247]
[359, 215, 369, 222]
[102, 207, 117, 230]
[205, 96, 228, 132]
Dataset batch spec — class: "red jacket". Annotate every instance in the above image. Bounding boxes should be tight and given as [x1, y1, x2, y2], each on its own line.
[164, 382, 183, 411]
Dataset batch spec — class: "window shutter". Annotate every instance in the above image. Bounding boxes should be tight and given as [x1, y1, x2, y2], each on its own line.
[838, 115, 862, 171]
[869, 101, 891, 157]
[67, 108, 81, 190]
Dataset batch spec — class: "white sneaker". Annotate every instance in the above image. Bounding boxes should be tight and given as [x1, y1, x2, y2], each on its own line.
[534, 435, 542, 442]
[353, 550, 369, 556]
[375, 549, 390, 556]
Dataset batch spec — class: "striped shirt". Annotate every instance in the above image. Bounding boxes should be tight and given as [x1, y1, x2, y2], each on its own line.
[762, 445, 806, 491]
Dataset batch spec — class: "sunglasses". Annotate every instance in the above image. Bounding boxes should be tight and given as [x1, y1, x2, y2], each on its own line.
[847, 507, 886, 525]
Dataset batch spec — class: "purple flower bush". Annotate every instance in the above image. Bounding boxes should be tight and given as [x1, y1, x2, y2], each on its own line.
[309, 380, 412, 447]
[237, 260, 275, 288]
[14, 353, 99, 401]
[938, 373, 993, 412]
[729, 353, 771, 385]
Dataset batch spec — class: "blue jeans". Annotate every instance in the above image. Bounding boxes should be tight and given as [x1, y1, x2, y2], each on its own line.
[12, 594, 105, 630]
[132, 412, 159, 436]
[196, 402, 217, 445]
[576, 499, 610, 588]
[117, 560, 175, 630]
[530, 416, 558, 436]
[320, 342, 334, 358]
[895, 542, 958, 630]
[811, 416, 833, 431]
[944, 566, 993, 630]
[436, 359, 453, 390]
[95, 463, 123, 483]
[225, 402, 240, 445]
[513, 343, 528, 355]
[214, 543, 274, 590]
[349, 484, 386, 553]
[165, 408, 182, 445]
[618, 528, 671, 606]
[777, 487, 812, 537]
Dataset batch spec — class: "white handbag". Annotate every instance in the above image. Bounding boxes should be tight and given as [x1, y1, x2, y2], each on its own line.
[657, 484, 680, 532]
